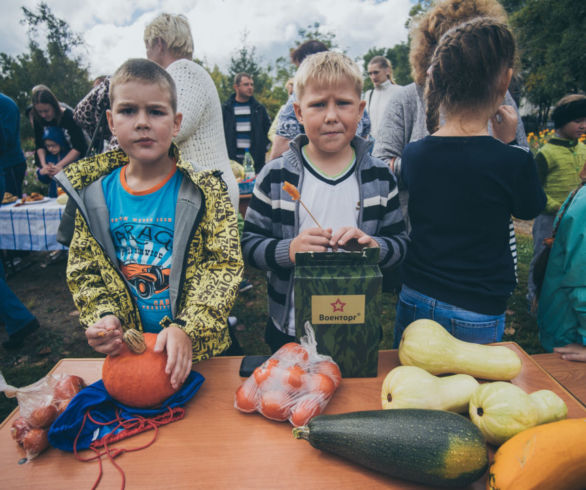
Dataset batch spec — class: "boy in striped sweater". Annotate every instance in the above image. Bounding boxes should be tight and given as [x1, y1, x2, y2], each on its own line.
[242, 51, 408, 352]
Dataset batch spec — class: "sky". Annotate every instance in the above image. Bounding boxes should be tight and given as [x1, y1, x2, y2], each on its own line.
[0, 0, 413, 78]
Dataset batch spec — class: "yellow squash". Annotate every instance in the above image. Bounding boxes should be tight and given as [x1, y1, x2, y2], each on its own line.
[398, 319, 521, 380]
[469, 381, 567, 445]
[381, 365, 478, 413]
[488, 418, 586, 490]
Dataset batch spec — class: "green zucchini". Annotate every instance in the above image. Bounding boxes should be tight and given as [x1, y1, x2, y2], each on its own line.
[292, 409, 488, 487]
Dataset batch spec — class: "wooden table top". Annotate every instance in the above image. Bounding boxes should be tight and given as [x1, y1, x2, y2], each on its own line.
[532, 352, 586, 406]
[1, 343, 585, 489]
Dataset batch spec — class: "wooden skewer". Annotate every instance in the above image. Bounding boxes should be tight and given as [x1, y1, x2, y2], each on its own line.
[299, 200, 322, 229]
[283, 181, 322, 229]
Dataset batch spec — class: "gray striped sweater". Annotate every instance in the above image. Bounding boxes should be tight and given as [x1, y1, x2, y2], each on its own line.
[242, 135, 408, 335]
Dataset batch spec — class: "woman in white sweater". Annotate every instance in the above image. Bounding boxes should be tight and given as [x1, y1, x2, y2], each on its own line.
[144, 13, 239, 210]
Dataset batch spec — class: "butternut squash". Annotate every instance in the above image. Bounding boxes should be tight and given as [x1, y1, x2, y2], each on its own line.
[488, 418, 586, 490]
[398, 319, 521, 380]
[381, 365, 478, 413]
[469, 382, 567, 445]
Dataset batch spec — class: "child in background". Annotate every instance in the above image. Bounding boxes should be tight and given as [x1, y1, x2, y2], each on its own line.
[538, 179, 586, 358]
[37, 127, 70, 197]
[527, 94, 586, 309]
[242, 51, 408, 352]
[55, 59, 243, 389]
[393, 18, 546, 347]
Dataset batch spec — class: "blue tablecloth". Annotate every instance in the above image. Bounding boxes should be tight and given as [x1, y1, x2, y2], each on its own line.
[0, 198, 67, 251]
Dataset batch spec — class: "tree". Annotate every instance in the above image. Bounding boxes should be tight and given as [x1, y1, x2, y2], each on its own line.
[0, 3, 92, 139]
[294, 22, 338, 49]
[510, 0, 586, 127]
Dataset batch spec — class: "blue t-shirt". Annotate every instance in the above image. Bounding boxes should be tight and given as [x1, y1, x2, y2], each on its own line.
[102, 165, 183, 331]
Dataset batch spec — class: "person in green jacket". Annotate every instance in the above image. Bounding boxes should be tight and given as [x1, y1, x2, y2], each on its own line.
[538, 181, 586, 361]
[527, 94, 586, 310]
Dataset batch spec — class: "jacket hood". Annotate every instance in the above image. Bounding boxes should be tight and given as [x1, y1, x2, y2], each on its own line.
[59, 143, 219, 193]
[43, 126, 70, 151]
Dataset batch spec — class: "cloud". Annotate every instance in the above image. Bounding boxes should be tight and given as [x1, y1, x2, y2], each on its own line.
[1, 0, 411, 78]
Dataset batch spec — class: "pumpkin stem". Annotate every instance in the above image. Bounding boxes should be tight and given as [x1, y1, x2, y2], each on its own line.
[292, 426, 310, 440]
[123, 329, 146, 354]
[477, 407, 484, 417]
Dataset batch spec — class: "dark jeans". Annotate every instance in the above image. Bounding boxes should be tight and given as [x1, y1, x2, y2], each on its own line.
[0, 173, 35, 335]
[265, 318, 296, 353]
[3, 161, 26, 197]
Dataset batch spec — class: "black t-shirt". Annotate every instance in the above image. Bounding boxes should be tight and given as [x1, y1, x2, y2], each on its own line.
[401, 135, 546, 315]
[34, 107, 88, 156]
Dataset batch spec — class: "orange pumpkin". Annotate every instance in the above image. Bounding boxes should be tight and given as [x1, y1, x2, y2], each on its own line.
[102, 332, 178, 408]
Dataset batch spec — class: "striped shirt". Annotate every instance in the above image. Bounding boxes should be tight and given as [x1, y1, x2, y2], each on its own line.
[234, 102, 252, 160]
[242, 135, 408, 336]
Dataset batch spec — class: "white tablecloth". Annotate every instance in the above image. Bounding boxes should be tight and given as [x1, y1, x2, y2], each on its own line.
[0, 198, 67, 251]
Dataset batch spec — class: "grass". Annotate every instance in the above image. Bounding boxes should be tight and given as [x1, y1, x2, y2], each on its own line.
[0, 230, 540, 422]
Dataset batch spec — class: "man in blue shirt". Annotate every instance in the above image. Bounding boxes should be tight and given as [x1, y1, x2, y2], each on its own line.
[0, 92, 40, 349]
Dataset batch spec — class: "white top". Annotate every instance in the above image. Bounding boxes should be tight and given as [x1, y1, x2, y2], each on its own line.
[167, 59, 239, 211]
[365, 80, 401, 141]
[286, 150, 360, 333]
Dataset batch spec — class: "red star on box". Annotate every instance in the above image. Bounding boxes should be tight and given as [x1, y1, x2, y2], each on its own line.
[331, 298, 346, 312]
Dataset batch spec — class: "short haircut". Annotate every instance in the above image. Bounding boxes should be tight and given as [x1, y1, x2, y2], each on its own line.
[234, 73, 252, 86]
[290, 40, 329, 65]
[31, 85, 62, 124]
[144, 13, 194, 59]
[409, 0, 507, 86]
[368, 56, 395, 83]
[109, 58, 177, 113]
[552, 94, 586, 128]
[294, 51, 363, 99]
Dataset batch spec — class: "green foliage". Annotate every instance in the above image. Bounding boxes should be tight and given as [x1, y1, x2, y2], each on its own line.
[295, 22, 338, 49]
[0, 3, 92, 139]
[362, 43, 413, 92]
[510, 0, 586, 127]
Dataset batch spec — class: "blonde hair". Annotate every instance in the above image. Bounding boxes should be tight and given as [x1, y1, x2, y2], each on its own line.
[409, 0, 508, 86]
[109, 58, 177, 113]
[294, 51, 363, 99]
[144, 13, 194, 59]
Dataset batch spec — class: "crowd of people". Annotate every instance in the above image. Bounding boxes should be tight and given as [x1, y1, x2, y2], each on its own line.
[1, 0, 585, 367]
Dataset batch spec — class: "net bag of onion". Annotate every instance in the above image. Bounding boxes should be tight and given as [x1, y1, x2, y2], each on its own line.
[1, 371, 86, 462]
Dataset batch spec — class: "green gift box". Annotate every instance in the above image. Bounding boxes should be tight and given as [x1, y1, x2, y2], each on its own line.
[294, 247, 382, 377]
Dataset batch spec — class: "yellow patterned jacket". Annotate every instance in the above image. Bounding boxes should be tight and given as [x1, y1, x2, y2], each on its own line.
[54, 145, 243, 362]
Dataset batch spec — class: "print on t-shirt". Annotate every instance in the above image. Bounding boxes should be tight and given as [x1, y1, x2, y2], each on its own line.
[102, 165, 182, 332]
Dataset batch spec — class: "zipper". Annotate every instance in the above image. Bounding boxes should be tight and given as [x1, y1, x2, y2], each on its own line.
[174, 188, 205, 317]
[59, 178, 142, 330]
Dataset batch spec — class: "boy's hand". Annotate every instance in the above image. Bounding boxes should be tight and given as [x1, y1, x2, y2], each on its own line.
[154, 325, 193, 390]
[39, 166, 51, 176]
[554, 344, 586, 362]
[289, 227, 333, 263]
[330, 227, 378, 251]
[86, 315, 124, 356]
[491, 105, 517, 144]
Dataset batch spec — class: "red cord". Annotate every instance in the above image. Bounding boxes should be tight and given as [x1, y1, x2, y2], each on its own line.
[73, 407, 185, 489]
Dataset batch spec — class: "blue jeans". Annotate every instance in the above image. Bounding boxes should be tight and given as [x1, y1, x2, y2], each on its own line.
[393, 285, 505, 348]
[0, 173, 35, 335]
